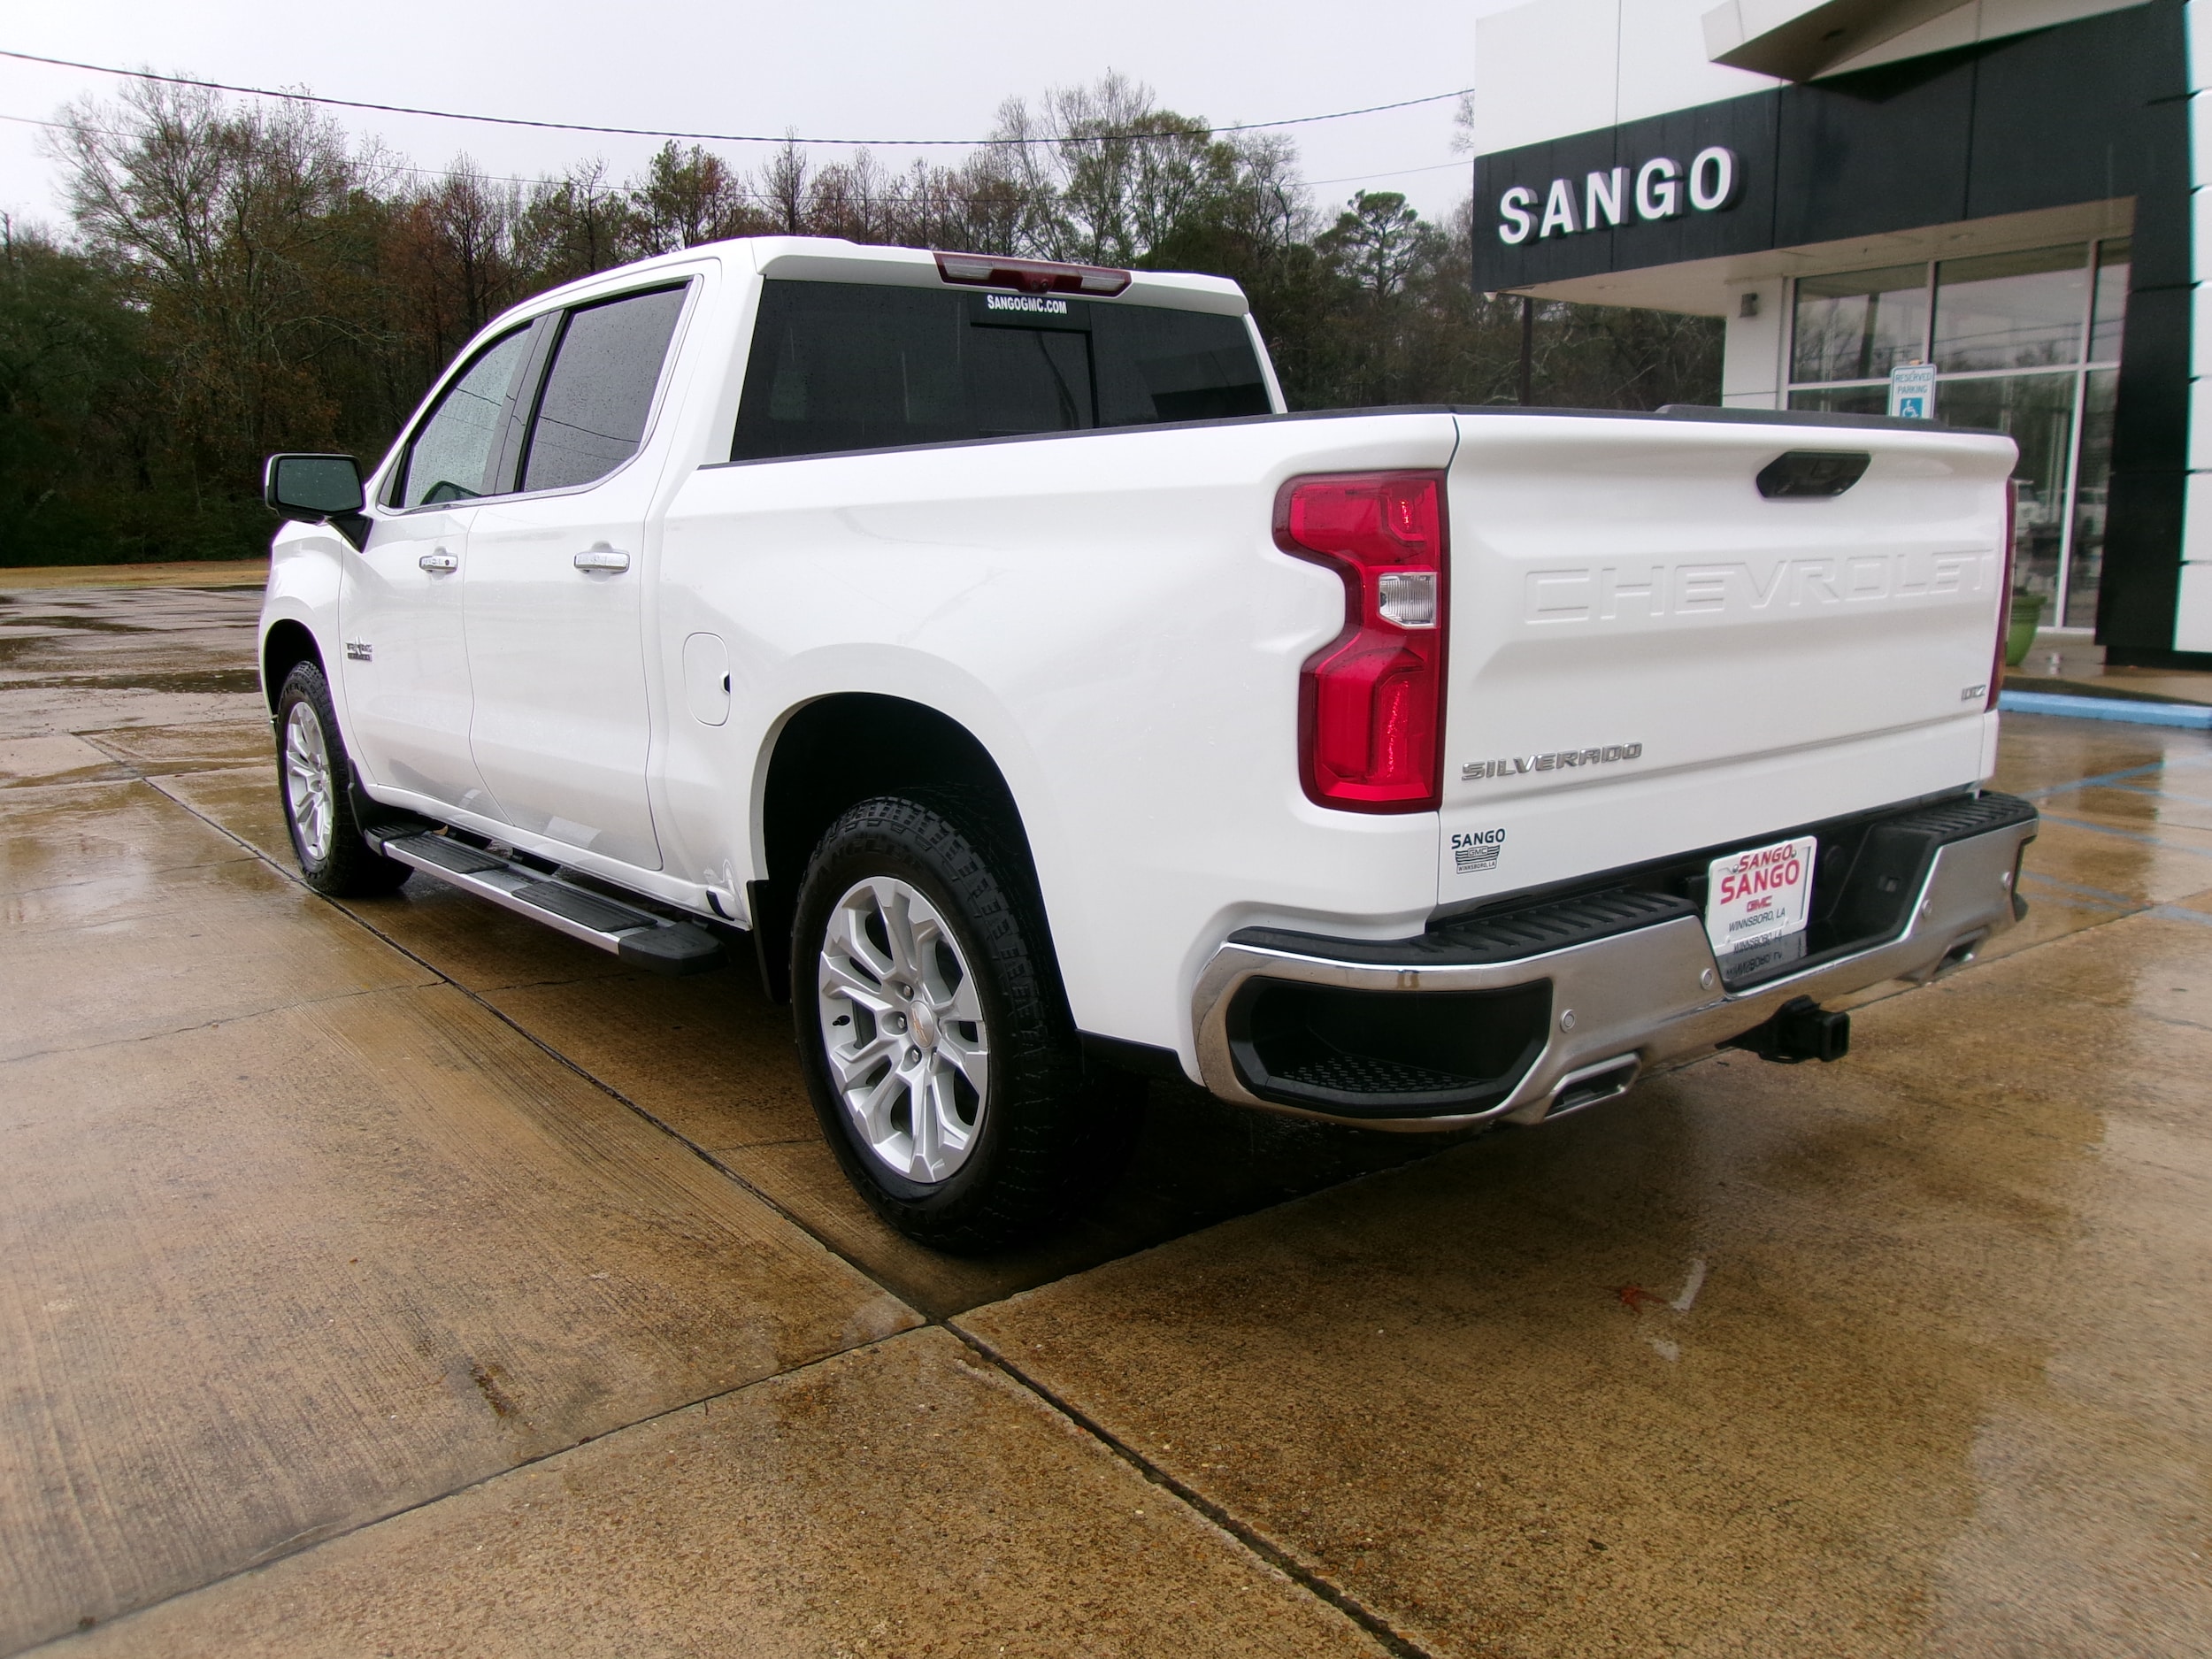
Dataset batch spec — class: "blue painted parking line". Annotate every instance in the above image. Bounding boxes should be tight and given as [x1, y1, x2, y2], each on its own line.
[2021, 760, 2182, 800]
[2019, 871, 2144, 910]
[2000, 690, 2212, 729]
[2038, 812, 2212, 857]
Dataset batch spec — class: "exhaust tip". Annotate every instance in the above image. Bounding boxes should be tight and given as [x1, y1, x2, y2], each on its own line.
[1547, 1056, 1640, 1118]
[1933, 933, 1985, 977]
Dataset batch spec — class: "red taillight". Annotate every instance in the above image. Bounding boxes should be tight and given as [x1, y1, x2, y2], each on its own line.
[1988, 478, 2018, 711]
[933, 250, 1132, 296]
[1274, 472, 1448, 812]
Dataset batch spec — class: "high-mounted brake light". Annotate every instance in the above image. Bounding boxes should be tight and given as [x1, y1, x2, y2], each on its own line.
[933, 250, 1133, 296]
[1987, 478, 2018, 712]
[1275, 472, 1448, 812]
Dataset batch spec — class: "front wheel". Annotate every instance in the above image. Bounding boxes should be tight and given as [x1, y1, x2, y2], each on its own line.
[792, 794, 1134, 1252]
[274, 661, 411, 898]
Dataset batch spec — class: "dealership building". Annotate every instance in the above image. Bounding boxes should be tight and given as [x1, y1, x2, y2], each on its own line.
[1469, 0, 2209, 665]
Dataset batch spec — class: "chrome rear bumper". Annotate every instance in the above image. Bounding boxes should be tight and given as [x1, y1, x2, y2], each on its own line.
[1190, 801, 2036, 1131]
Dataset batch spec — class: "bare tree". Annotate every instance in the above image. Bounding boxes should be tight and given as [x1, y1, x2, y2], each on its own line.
[48, 80, 371, 490]
[517, 158, 634, 281]
[7, 72, 1721, 569]
[762, 136, 810, 235]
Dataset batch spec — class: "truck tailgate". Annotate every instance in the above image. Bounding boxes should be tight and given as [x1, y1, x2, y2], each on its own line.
[1438, 411, 2016, 905]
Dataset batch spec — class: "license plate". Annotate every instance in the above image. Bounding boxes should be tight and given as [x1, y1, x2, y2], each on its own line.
[1704, 835, 1817, 956]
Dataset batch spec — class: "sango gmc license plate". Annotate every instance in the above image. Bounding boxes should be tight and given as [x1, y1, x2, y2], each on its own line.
[1704, 835, 1818, 957]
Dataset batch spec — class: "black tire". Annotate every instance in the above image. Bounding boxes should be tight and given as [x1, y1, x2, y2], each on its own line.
[791, 793, 1138, 1252]
[273, 660, 411, 898]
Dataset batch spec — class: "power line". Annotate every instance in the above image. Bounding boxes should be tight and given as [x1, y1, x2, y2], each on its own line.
[1309, 157, 1471, 188]
[0, 107, 1472, 206]
[0, 48, 1472, 150]
[0, 110, 541, 185]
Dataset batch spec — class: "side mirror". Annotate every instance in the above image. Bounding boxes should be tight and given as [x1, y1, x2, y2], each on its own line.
[264, 453, 365, 518]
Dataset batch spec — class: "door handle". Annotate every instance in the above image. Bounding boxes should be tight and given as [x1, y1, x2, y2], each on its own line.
[573, 546, 631, 573]
[419, 549, 458, 573]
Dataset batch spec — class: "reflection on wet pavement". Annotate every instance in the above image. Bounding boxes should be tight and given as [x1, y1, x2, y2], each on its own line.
[4, 572, 2208, 1656]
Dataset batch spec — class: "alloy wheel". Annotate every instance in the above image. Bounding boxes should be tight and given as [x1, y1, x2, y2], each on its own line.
[284, 701, 336, 866]
[816, 874, 991, 1184]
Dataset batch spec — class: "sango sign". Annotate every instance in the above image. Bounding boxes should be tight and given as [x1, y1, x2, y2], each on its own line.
[1496, 147, 1741, 245]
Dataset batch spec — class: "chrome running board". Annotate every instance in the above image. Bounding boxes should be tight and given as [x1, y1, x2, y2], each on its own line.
[372, 830, 726, 977]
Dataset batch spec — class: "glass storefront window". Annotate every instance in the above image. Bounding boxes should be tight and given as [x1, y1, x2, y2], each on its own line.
[1937, 373, 2078, 603]
[2067, 368, 2117, 628]
[1932, 245, 2088, 373]
[1790, 265, 1929, 384]
[1786, 238, 2127, 633]
[1786, 385, 1889, 416]
[2089, 239, 2130, 364]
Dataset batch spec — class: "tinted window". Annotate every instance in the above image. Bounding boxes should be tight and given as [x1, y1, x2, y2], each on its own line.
[731, 280, 1271, 462]
[520, 285, 688, 493]
[1933, 245, 2088, 373]
[396, 327, 533, 509]
[1790, 264, 1927, 385]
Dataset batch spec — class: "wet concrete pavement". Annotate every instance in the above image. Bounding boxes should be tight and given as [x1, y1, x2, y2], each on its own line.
[4, 571, 2208, 1655]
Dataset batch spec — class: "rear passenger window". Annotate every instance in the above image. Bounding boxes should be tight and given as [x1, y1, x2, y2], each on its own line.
[394, 326, 534, 509]
[730, 280, 1271, 462]
[520, 285, 688, 493]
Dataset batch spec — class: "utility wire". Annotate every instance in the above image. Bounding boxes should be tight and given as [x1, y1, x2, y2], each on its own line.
[0, 109, 541, 185]
[0, 47, 1472, 149]
[0, 107, 1471, 204]
[1309, 157, 1472, 188]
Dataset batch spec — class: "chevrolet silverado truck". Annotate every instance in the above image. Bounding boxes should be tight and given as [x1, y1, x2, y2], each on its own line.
[257, 236, 2038, 1250]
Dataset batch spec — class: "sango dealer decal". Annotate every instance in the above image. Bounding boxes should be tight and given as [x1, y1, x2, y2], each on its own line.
[1452, 826, 1506, 874]
[1495, 147, 1740, 245]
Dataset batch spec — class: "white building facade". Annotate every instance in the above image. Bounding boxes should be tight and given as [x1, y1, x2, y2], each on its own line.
[1470, 0, 2208, 665]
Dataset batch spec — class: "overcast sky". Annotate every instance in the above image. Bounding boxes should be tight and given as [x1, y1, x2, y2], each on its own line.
[0, 0, 1532, 238]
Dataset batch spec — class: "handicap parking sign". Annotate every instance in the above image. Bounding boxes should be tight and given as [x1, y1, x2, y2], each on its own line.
[1888, 361, 1937, 420]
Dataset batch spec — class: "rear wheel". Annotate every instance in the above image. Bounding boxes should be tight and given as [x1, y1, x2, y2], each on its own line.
[792, 794, 1135, 1252]
[275, 661, 411, 898]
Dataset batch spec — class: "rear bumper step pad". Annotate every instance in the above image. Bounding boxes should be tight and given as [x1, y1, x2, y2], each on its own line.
[373, 831, 724, 977]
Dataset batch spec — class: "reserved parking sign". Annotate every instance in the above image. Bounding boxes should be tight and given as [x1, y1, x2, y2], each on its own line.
[1889, 361, 1936, 420]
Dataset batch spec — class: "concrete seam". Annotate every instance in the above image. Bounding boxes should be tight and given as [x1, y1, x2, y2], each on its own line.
[944, 1323, 1439, 1659]
[0, 983, 425, 1069]
[120, 729, 2197, 1659]
[133, 771, 918, 1310]
[135, 780, 1444, 1655]
[9, 1331, 948, 1657]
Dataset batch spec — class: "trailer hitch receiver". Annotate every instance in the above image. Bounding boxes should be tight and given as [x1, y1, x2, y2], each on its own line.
[1728, 995, 1850, 1064]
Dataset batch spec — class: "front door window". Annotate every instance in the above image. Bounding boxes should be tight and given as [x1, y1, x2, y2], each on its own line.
[393, 327, 534, 509]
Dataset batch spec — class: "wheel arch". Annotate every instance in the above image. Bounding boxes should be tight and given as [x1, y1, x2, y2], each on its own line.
[261, 618, 323, 718]
[751, 693, 1047, 1003]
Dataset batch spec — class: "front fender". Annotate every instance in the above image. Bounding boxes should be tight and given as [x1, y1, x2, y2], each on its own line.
[259, 521, 348, 719]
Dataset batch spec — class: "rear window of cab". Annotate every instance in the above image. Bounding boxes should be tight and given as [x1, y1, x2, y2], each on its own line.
[730, 280, 1271, 462]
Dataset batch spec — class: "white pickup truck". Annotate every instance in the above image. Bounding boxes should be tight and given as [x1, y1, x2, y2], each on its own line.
[258, 236, 2037, 1249]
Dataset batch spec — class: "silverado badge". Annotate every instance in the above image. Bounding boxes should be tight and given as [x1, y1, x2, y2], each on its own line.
[1463, 743, 1641, 781]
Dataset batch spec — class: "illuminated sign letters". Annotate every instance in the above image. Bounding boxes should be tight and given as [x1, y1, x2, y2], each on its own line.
[1497, 146, 1740, 245]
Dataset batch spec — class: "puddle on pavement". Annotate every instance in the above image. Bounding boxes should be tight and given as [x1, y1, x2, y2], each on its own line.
[2, 614, 155, 634]
[6, 580, 2209, 1657]
[6, 670, 265, 695]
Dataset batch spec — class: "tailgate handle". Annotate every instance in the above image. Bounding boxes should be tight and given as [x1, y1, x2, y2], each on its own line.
[1756, 451, 1870, 499]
